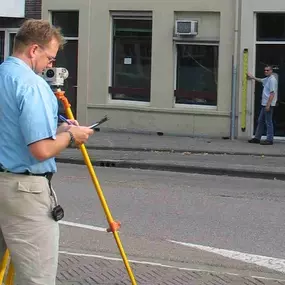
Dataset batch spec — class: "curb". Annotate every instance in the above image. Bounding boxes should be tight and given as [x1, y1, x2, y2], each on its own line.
[56, 157, 285, 181]
[69, 146, 285, 158]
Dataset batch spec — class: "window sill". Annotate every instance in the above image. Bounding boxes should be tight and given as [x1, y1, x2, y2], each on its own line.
[174, 104, 217, 110]
[107, 99, 151, 107]
[87, 103, 229, 116]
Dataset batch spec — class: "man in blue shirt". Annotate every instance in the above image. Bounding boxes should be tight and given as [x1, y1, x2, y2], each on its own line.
[0, 19, 94, 284]
[248, 65, 278, 145]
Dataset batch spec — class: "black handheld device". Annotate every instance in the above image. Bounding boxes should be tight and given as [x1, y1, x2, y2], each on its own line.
[89, 116, 109, 129]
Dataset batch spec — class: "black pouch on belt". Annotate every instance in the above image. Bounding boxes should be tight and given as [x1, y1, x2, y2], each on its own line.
[46, 174, 65, 222]
[52, 205, 64, 221]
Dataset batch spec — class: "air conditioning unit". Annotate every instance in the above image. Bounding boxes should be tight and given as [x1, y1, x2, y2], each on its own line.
[175, 20, 198, 36]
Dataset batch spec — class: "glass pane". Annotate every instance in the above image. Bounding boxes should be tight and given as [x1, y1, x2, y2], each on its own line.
[0, 31, 4, 64]
[257, 13, 285, 41]
[9, 33, 16, 55]
[52, 11, 79, 37]
[114, 19, 152, 37]
[54, 40, 78, 116]
[111, 19, 152, 102]
[175, 44, 218, 106]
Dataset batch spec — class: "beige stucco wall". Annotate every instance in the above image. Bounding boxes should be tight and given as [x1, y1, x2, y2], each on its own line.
[238, 0, 285, 139]
[42, 0, 235, 137]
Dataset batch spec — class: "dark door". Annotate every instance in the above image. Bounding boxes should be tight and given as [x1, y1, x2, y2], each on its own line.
[255, 44, 285, 136]
[52, 11, 79, 118]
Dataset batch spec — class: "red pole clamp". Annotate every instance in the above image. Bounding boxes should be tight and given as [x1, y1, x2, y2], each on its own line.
[107, 221, 121, 233]
[54, 90, 71, 109]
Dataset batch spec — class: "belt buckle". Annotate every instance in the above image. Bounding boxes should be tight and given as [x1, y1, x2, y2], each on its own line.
[0, 167, 9, 173]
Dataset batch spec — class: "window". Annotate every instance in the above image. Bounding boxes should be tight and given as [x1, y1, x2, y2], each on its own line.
[52, 11, 79, 38]
[9, 33, 16, 55]
[110, 18, 152, 102]
[257, 13, 285, 41]
[0, 29, 18, 63]
[175, 44, 219, 106]
[52, 11, 79, 116]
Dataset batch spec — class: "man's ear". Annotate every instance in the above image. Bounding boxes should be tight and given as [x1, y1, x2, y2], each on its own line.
[28, 44, 39, 59]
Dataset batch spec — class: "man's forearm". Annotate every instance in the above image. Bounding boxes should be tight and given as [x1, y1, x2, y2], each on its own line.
[57, 123, 70, 134]
[251, 76, 263, 83]
[29, 132, 71, 161]
[266, 93, 275, 107]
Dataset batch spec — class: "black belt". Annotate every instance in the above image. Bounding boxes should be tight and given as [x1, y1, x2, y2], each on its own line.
[0, 168, 53, 182]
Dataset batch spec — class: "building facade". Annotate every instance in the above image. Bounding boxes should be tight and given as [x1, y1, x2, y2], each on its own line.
[20, 0, 285, 139]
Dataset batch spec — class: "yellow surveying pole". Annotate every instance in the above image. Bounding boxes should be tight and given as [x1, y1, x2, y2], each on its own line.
[241, 48, 249, 132]
[0, 250, 9, 282]
[55, 89, 137, 285]
[0, 249, 14, 285]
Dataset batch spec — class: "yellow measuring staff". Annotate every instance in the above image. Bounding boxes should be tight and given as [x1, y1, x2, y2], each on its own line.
[55, 89, 137, 285]
[241, 48, 248, 132]
[0, 249, 14, 285]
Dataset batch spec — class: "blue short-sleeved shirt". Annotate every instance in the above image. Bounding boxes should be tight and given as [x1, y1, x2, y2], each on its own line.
[0, 56, 58, 173]
[261, 75, 278, 107]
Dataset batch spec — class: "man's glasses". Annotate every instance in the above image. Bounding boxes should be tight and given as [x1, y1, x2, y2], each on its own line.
[39, 46, 56, 63]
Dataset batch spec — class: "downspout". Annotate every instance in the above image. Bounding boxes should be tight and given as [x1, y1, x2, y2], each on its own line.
[230, 0, 240, 139]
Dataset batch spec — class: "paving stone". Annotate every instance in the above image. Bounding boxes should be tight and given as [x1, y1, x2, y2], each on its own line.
[57, 254, 285, 285]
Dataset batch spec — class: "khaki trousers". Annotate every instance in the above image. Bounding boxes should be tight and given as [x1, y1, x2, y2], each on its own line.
[0, 172, 59, 285]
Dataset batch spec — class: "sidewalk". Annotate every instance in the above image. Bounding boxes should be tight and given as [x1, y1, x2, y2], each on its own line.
[57, 253, 285, 285]
[79, 131, 285, 157]
[56, 132, 285, 180]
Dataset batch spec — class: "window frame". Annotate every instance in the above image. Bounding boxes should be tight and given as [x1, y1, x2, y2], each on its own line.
[51, 11, 79, 39]
[174, 41, 219, 109]
[108, 14, 152, 106]
[0, 28, 19, 61]
[256, 13, 285, 42]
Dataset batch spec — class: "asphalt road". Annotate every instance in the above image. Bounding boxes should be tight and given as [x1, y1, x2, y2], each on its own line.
[52, 163, 285, 281]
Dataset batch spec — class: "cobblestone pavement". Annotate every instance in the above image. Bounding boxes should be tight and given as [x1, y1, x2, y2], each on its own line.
[57, 254, 285, 285]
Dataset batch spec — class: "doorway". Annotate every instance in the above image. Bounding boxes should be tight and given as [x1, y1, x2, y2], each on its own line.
[254, 13, 285, 137]
[255, 45, 285, 137]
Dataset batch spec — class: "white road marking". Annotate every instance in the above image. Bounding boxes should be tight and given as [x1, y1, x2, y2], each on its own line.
[59, 250, 285, 282]
[168, 240, 285, 274]
[59, 221, 285, 279]
[59, 220, 106, 232]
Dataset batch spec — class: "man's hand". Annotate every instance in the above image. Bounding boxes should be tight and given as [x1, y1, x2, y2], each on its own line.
[68, 126, 94, 146]
[29, 125, 94, 161]
[57, 120, 80, 134]
[247, 73, 263, 83]
[247, 72, 254, 80]
[67, 119, 79, 126]
[266, 93, 275, 112]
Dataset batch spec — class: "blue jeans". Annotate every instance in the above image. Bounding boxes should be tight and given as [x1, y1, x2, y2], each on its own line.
[255, 106, 274, 142]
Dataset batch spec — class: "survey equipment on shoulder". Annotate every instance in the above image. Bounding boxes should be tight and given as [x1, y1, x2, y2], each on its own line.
[42, 67, 69, 86]
[0, 67, 137, 285]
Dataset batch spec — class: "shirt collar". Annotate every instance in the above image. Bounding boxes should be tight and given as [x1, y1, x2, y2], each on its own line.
[6, 56, 33, 72]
